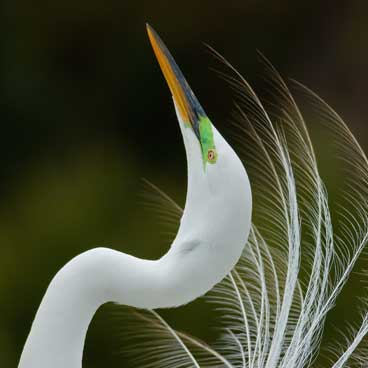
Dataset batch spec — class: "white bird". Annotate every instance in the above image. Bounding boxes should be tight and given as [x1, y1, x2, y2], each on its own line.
[18, 25, 252, 368]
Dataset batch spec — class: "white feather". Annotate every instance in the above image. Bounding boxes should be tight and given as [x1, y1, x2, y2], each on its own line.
[117, 54, 368, 368]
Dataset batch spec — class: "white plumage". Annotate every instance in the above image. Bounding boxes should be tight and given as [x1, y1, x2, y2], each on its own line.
[118, 52, 368, 368]
[18, 26, 368, 368]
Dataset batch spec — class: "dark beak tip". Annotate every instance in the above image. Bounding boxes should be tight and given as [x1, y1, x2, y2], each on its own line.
[146, 23, 159, 39]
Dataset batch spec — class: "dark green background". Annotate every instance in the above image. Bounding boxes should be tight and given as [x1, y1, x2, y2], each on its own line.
[1, 0, 368, 366]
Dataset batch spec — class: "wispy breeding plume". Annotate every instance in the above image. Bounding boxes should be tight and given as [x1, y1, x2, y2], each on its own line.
[119, 54, 368, 368]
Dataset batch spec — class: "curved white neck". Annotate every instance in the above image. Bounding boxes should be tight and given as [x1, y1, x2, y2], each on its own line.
[19, 233, 246, 368]
[18, 236, 247, 368]
[18, 125, 252, 368]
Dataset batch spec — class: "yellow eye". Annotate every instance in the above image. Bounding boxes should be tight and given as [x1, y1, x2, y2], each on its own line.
[207, 149, 216, 162]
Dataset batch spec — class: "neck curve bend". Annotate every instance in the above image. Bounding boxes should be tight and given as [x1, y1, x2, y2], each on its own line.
[18, 248, 162, 368]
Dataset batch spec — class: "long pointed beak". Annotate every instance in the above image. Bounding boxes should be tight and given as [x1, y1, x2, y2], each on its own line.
[146, 24, 205, 141]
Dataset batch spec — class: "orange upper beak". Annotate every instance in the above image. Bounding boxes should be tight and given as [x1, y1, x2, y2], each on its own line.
[146, 24, 205, 140]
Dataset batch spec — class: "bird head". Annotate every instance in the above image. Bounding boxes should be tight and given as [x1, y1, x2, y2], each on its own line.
[147, 25, 217, 169]
[147, 24, 250, 205]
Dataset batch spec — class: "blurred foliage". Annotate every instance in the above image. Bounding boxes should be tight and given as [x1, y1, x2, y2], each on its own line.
[1, 0, 368, 366]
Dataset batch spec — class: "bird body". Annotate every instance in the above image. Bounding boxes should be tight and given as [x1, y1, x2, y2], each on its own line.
[18, 26, 251, 368]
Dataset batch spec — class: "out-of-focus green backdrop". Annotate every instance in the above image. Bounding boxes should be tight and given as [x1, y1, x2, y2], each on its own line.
[1, 0, 367, 366]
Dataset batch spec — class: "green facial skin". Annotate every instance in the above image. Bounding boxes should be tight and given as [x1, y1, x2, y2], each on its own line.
[198, 116, 217, 167]
[183, 115, 217, 168]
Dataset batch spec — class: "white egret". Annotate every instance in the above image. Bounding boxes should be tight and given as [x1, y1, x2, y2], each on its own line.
[18, 24, 368, 368]
[18, 25, 252, 368]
